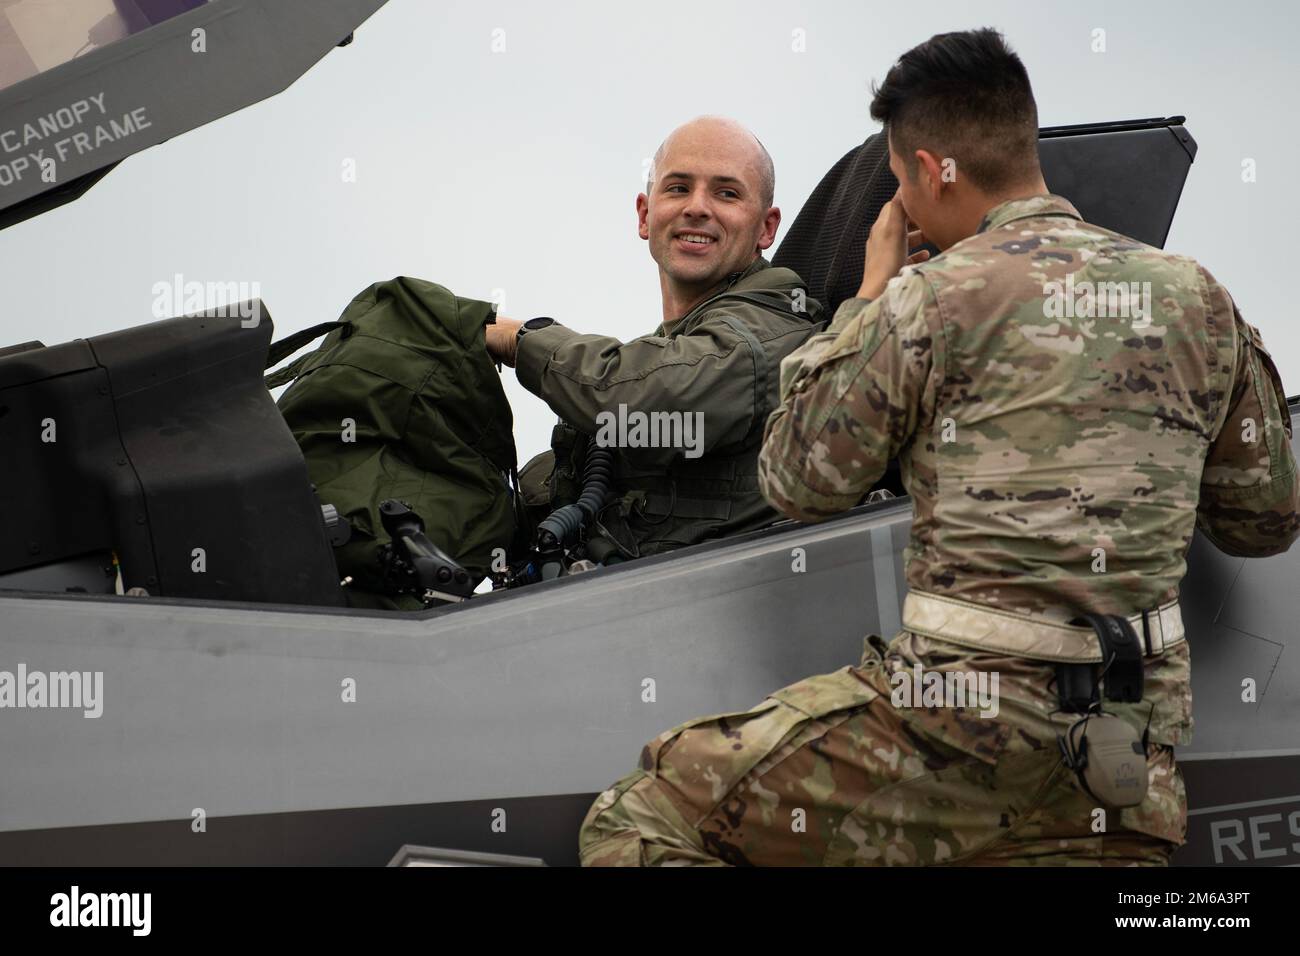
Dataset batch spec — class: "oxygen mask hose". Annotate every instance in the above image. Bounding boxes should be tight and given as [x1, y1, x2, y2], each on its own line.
[534, 446, 615, 578]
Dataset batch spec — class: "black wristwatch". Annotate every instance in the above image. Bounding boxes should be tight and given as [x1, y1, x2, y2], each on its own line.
[516, 316, 557, 344]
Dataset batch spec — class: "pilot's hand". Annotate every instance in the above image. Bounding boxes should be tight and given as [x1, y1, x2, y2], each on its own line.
[857, 190, 929, 300]
[486, 316, 523, 368]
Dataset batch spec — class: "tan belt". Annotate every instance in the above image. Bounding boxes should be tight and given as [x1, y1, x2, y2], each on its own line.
[900, 589, 1185, 664]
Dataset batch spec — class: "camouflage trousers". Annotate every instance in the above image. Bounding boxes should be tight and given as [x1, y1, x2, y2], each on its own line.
[579, 631, 1188, 866]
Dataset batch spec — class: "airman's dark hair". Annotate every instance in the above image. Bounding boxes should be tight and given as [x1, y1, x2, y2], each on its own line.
[869, 29, 1040, 192]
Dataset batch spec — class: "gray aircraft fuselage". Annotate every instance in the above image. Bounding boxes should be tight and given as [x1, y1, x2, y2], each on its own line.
[1, 409, 1297, 867]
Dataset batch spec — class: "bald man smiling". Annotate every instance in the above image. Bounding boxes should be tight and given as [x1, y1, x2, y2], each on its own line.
[487, 116, 826, 560]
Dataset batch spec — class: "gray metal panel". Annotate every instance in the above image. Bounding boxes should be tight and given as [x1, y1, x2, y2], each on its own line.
[0, 503, 900, 833]
[0, 552, 115, 594]
[0, 0, 387, 228]
[1, 413, 1297, 850]
[1175, 414, 1300, 756]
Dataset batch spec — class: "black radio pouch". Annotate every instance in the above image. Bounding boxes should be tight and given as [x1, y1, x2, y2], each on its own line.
[1055, 613, 1150, 809]
[1056, 613, 1145, 713]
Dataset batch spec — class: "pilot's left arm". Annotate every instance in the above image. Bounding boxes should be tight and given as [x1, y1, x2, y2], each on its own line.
[758, 270, 937, 522]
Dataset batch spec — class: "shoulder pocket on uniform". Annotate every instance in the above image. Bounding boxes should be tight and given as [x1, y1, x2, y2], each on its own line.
[1246, 323, 1296, 471]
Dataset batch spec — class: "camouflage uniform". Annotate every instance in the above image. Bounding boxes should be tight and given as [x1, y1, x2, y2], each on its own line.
[579, 195, 1300, 866]
[515, 256, 824, 557]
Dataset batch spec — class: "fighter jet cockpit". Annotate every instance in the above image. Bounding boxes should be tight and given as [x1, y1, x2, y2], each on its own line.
[0, 1, 1295, 870]
[0, 0, 1201, 611]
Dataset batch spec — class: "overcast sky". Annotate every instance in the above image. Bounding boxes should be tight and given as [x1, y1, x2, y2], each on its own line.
[1, 0, 1296, 463]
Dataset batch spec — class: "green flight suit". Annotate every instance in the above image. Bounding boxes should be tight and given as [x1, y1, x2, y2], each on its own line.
[516, 256, 824, 558]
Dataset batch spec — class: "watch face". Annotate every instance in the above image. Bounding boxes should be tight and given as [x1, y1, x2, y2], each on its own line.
[524, 317, 556, 331]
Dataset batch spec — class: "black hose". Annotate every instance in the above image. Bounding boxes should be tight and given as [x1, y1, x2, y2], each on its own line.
[535, 445, 615, 552]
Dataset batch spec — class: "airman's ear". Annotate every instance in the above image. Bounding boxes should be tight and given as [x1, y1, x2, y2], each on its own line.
[636, 193, 650, 241]
[915, 149, 947, 201]
[757, 206, 781, 252]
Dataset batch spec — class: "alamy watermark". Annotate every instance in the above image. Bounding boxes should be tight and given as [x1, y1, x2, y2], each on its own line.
[151, 273, 262, 328]
[50, 886, 150, 936]
[594, 403, 704, 459]
[1043, 274, 1152, 329]
[890, 662, 999, 718]
[0, 664, 103, 718]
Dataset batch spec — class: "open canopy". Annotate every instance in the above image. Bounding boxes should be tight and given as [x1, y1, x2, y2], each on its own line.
[0, 0, 387, 230]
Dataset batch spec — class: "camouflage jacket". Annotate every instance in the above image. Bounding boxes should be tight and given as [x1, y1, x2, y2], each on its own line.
[757, 195, 1299, 745]
[517, 257, 824, 555]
